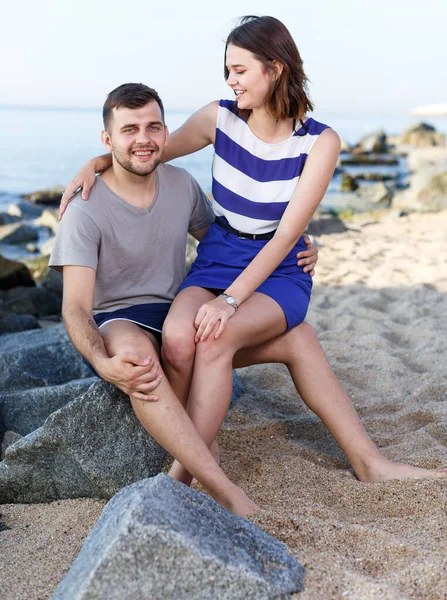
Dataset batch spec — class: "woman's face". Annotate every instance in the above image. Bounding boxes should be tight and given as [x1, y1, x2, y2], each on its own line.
[225, 43, 275, 111]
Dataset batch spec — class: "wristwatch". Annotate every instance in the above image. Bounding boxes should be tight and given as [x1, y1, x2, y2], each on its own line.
[218, 293, 238, 311]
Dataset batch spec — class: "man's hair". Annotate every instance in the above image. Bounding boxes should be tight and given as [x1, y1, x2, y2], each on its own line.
[103, 83, 165, 131]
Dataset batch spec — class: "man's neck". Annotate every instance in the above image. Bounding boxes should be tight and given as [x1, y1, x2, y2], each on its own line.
[101, 164, 158, 210]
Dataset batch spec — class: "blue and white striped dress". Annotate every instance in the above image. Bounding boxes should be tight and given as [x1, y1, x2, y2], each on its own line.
[179, 99, 330, 329]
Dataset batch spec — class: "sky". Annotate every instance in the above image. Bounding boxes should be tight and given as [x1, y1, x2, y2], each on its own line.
[1, 0, 446, 114]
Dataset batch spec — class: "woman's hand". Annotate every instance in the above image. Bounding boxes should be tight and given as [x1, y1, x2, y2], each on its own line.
[194, 297, 236, 342]
[58, 153, 112, 220]
[297, 235, 318, 276]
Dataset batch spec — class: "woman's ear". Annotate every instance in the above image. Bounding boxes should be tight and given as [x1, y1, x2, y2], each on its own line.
[271, 60, 284, 80]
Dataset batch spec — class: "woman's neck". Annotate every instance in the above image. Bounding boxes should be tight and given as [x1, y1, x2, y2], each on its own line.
[247, 107, 295, 144]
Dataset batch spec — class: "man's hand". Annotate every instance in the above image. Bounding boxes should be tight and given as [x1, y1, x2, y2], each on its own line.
[297, 234, 318, 276]
[97, 353, 163, 402]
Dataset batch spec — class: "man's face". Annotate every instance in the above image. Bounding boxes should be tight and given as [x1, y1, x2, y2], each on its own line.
[102, 101, 168, 177]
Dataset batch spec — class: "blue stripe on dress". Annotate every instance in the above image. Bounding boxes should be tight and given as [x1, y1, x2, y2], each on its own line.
[215, 129, 308, 183]
[212, 179, 289, 220]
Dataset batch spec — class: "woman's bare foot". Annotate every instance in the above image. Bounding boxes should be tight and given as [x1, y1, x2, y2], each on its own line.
[215, 485, 260, 518]
[356, 456, 447, 483]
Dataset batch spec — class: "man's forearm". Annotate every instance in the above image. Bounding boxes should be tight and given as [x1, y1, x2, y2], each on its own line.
[62, 304, 109, 372]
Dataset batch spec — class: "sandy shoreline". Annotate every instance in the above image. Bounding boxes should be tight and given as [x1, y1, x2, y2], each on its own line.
[1, 210, 447, 599]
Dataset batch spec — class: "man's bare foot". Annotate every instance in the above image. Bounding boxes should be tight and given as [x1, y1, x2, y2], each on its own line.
[357, 457, 447, 483]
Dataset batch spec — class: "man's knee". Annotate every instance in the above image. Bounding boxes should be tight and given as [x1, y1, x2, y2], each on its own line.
[162, 319, 196, 369]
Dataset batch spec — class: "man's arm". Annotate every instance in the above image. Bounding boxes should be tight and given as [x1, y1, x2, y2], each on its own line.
[62, 266, 161, 399]
[189, 225, 210, 242]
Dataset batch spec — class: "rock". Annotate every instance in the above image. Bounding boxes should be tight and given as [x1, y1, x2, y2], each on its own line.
[339, 137, 351, 152]
[352, 129, 388, 154]
[0, 313, 41, 336]
[41, 267, 63, 295]
[340, 173, 358, 192]
[22, 185, 65, 206]
[8, 201, 44, 219]
[34, 208, 59, 235]
[1, 431, 22, 460]
[22, 254, 50, 282]
[0, 324, 91, 393]
[0, 381, 166, 503]
[0, 255, 35, 290]
[0, 213, 21, 226]
[25, 243, 39, 253]
[52, 474, 304, 600]
[357, 182, 392, 208]
[40, 237, 55, 256]
[393, 171, 447, 212]
[186, 233, 199, 271]
[406, 147, 447, 171]
[354, 172, 399, 182]
[0, 377, 97, 436]
[0, 223, 39, 245]
[307, 214, 348, 235]
[340, 154, 399, 166]
[0, 285, 61, 317]
[396, 122, 446, 148]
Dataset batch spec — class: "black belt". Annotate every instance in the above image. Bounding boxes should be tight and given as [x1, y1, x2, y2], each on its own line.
[215, 218, 276, 240]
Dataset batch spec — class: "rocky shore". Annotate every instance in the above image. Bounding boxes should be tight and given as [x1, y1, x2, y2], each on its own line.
[1, 122, 446, 599]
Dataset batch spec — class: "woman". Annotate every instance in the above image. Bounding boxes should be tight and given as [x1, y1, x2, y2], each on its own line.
[61, 16, 446, 487]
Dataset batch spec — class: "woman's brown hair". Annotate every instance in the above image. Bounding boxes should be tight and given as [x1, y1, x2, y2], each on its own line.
[225, 16, 314, 121]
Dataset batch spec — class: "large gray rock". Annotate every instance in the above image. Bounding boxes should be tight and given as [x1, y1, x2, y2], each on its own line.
[0, 222, 38, 244]
[396, 122, 446, 148]
[352, 129, 388, 154]
[393, 170, 447, 212]
[52, 474, 304, 600]
[0, 377, 97, 436]
[307, 214, 348, 235]
[0, 381, 166, 503]
[0, 212, 21, 226]
[0, 255, 35, 290]
[0, 324, 91, 393]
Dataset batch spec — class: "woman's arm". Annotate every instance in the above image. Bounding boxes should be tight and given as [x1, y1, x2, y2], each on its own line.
[163, 101, 218, 161]
[194, 128, 341, 341]
[59, 102, 219, 219]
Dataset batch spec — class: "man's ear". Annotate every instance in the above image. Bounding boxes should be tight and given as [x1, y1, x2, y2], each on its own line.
[164, 126, 169, 147]
[101, 129, 112, 151]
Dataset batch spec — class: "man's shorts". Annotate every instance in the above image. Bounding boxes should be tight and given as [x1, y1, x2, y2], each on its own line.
[85, 302, 172, 377]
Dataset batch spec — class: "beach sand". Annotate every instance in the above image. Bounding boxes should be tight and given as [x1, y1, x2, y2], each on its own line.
[1, 210, 446, 599]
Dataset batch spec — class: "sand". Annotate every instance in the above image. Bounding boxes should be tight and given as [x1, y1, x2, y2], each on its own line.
[1, 210, 446, 599]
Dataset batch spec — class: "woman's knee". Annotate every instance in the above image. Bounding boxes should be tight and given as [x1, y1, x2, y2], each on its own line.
[162, 318, 196, 368]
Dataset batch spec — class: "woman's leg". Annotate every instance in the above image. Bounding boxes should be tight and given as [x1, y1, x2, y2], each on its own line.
[99, 320, 258, 516]
[234, 323, 447, 482]
[168, 293, 287, 485]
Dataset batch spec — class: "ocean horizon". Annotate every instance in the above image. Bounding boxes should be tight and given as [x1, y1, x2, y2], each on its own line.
[1, 105, 446, 209]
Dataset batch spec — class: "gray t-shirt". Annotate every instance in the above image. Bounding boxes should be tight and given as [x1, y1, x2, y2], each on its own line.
[49, 164, 214, 313]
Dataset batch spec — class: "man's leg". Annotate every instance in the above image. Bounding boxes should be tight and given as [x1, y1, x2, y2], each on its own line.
[99, 319, 258, 517]
[234, 323, 447, 482]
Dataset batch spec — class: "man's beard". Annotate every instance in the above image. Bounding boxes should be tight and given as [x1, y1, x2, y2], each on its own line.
[112, 147, 161, 177]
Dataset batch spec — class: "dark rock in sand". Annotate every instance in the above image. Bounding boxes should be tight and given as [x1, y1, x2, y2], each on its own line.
[0, 324, 91, 393]
[0, 285, 61, 317]
[22, 185, 65, 206]
[0, 381, 166, 503]
[53, 474, 305, 600]
[8, 201, 44, 219]
[0, 313, 41, 336]
[0, 223, 39, 244]
[307, 214, 348, 236]
[0, 255, 35, 290]
[0, 377, 97, 436]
